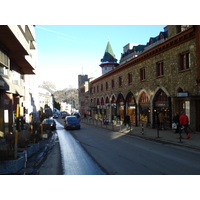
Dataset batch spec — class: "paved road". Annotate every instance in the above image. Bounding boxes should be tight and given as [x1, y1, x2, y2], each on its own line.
[64, 121, 200, 175]
[37, 121, 105, 175]
[57, 121, 105, 175]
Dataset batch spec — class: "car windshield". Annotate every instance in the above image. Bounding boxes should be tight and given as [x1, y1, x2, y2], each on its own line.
[45, 119, 54, 123]
[68, 118, 78, 122]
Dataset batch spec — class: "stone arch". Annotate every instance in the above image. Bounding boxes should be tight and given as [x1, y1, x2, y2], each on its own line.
[138, 91, 151, 126]
[116, 93, 125, 121]
[125, 91, 137, 124]
[152, 88, 172, 128]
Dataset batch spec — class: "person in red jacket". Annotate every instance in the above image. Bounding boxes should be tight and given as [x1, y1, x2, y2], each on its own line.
[179, 111, 190, 139]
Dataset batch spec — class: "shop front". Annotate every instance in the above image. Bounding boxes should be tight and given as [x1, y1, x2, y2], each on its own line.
[111, 95, 117, 121]
[138, 91, 150, 126]
[153, 89, 172, 128]
[117, 93, 125, 121]
[126, 92, 137, 125]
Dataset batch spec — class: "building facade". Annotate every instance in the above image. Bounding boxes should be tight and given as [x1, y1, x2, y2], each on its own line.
[79, 25, 200, 131]
[0, 25, 37, 137]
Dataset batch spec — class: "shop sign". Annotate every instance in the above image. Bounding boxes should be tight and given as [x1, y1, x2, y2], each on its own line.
[177, 92, 188, 97]
[155, 103, 168, 107]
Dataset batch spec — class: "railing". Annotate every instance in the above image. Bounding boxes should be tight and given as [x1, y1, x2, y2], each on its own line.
[80, 117, 133, 133]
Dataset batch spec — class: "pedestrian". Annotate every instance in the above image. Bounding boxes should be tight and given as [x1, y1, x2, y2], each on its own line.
[158, 111, 165, 130]
[179, 111, 190, 139]
[173, 112, 179, 133]
[124, 115, 130, 130]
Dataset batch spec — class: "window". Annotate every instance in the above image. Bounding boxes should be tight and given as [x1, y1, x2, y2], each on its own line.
[0, 65, 8, 76]
[97, 85, 99, 93]
[128, 73, 133, 84]
[101, 84, 103, 91]
[119, 76, 122, 87]
[140, 68, 146, 81]
[179, 52, 190, 71]
[176, 25, 190, 34]
[156, 61, 164, 77]
[106, 82, 108, 90]
[111, 79, 115, 88]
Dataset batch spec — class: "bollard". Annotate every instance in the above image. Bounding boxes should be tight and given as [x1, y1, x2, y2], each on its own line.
[157, 124, 159, 138]
[179, 127, 183, 143]
[24, 146, 28, 175]
[141, 123, 144, 135]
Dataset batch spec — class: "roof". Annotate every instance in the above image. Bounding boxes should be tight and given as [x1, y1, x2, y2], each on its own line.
[100, 41, 118, 63]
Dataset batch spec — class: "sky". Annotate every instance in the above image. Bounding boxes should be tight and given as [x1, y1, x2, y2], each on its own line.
[35, 25, 166, 90]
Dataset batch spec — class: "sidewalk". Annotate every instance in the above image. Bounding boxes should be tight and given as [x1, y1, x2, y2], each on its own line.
[81, 118, 200, 151]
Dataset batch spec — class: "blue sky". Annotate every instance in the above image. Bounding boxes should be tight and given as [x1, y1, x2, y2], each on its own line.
[35, 25, 166, 90]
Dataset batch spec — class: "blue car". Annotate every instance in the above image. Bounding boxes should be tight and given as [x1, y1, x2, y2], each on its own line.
[64, 116, 81, 130]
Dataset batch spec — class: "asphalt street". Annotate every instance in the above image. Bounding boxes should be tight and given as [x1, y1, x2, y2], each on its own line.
[64, 121, 200, 175]
[37, 119, 200, 175]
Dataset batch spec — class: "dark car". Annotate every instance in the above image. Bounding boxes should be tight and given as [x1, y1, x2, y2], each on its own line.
[64, 116, 80, 130]
[42, 118, 56, 131]
[53, 113, 59, 118]
[61, 112, 70, 119]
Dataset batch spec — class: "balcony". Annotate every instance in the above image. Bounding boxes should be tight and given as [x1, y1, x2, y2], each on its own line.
[0, 25, 36, 74]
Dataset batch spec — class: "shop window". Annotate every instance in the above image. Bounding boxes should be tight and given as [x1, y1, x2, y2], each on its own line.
[128, 73, 133, 84]
[155, 90, 168, 102]
[139, 92, 150, 122]
[156, 61, 164, 77]
[140, 68, 146, 81]
[179, 51, 190, 71]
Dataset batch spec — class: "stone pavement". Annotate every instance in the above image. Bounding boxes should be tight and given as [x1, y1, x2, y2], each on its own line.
[81, 117, 200, 151]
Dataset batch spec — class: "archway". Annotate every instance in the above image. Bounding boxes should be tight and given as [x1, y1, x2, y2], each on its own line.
[100, 97, 105, 116]
[116, 93, 125, 121]
[153, 89, 171, 128]
[111, 95, 117, 120]
[126, 92, 137, 124]
[138, 91, 150, 126]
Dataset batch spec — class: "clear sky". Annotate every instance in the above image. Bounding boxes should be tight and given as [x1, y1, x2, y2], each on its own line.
[35, 25, 166, 90]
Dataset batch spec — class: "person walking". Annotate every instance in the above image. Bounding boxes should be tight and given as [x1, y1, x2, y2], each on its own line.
[124, 115, 130, 130]
[173, 112, 179, 133]
[179, 111, 190, 139]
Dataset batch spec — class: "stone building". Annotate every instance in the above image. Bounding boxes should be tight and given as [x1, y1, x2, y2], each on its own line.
[79, 25, 200, 131]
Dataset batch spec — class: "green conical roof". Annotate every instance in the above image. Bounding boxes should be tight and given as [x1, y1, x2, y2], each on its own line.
[101, 41, 118, 63]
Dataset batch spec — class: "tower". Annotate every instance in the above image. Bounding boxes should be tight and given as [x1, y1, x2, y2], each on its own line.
[100, 41, 119, 75]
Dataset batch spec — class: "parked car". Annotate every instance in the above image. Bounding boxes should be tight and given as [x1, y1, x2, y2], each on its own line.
[53, 113, 59, 118]
[61, 112, 70, 119]
[73, 112, 80, 118]
[64, 116, 80, 130]
[42, 118, 56, 131]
